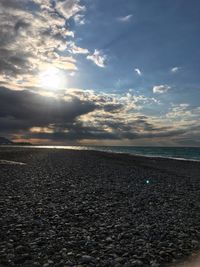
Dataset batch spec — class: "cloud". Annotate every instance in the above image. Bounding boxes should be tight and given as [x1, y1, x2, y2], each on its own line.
[0, 86, 199, 145]
[0, 0, 108, 89]
[118, 14, 133, 22]
[66, 41, 89, 54]
[166, 103, 199, 121]
[153, 85, 171, 94]
[87, 49, 107, 68]
[134, 68, 142, 76]
[55, 0, 86, 20]
[171, 66, 180, 73]
[0, 0, 93, 89]
[0, 87, 96, 130]
[0, 86, 128, 138]
[74, 14, 86, 25]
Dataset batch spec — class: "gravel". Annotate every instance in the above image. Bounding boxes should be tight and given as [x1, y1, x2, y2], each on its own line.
[0, 147, 200, 267]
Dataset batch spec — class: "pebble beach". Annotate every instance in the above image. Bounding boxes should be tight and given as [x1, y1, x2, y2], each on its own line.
[0, 147, 200, 267]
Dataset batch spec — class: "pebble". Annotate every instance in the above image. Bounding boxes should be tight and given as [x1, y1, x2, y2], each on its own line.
[81, 255, 94, 263]
[131, 260, 143, 266]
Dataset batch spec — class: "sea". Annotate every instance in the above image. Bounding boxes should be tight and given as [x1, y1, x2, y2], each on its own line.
[11, 145, 200, 161]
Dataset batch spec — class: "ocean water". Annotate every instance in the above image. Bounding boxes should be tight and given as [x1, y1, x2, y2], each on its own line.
[86, 146, 200, 161]
[12, 145, 200, 161]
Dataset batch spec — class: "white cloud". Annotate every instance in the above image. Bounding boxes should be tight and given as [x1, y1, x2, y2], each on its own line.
[166, 103, 191, 120]
[74, 14, 86, 25]
[153, 85, 171, 94]
[171, 66, 180, 73]
[55, 0, 85, 20]
[67, 41, 89, 54]
[87, 49, 107, 68]
[134, 68, 142, 76]
[118, 14, 133, 22]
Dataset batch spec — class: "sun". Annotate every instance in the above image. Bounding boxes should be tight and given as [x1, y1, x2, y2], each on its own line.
[39, 67, 66, 90]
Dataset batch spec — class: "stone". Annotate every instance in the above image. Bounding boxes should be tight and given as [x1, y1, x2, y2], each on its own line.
[81, 255, 94, 263]
[131, 260, 143, 266]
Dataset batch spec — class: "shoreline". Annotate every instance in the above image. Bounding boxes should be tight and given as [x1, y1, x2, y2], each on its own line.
[0, 147, 200, 266]
[1, 145, 200, 163]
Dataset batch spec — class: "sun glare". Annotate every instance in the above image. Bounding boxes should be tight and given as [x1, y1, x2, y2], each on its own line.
[39, 67, 66, 90]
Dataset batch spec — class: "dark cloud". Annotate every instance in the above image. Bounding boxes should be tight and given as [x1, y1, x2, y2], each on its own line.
[176, 139, 200, 147]
[14, 20, 30, 32]
[0, 87, 96, 133]
[0, 0, 24, 9]
[0, 87, 199, 144]
[0, 87, 129, 142]
[123, 129, 187, 140]
[103, 103, 123, 113]
[27, 126, 119, 141]
[27, 123, 188, 142]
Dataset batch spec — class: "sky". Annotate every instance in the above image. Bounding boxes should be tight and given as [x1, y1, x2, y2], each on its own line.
[0, 0, 200, 146]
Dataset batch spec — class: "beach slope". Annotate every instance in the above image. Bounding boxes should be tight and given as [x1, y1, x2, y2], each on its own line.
[0, 147, 200, 267]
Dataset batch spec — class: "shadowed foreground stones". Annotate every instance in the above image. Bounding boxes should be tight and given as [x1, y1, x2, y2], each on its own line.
[0, 148, 200, 267]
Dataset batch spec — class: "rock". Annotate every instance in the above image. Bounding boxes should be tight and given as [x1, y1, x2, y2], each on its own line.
[7, 253, 14, 260]
[131, 260, 143, 266]
[62, 252, 67, 259]
[115, 257, 124, 263]
[151, 262, 160, 267]
[81, 255, 94, 263]
[67, 251, 73, 256]
[33, 262, 41, 266]
[14, 254, 31, 264]
[61, 248, 67, 253]
[65, 260, 73, 266]
[15, 245, 26, 254]
[191, 240, 198, 246]
[106, 237, 113, 242]
[159, 251, 165, 256]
